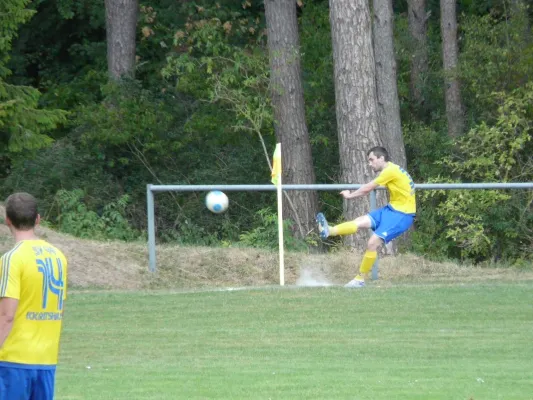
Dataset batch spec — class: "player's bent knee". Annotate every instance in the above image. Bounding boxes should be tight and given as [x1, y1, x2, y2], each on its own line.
[367, 235, 383, 251]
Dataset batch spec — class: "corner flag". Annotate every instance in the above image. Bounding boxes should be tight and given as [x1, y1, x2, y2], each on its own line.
[271, 143, 282, 185]
[271, 143, 284, 286]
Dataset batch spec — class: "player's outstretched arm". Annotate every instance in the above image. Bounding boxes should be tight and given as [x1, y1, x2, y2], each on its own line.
[340, 181, 379, 199]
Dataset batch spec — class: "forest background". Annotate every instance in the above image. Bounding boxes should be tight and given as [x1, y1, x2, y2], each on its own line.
[1, 0, 532, 266]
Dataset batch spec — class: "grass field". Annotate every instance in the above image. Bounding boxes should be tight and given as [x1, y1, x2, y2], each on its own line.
[56, 283, 533, 400]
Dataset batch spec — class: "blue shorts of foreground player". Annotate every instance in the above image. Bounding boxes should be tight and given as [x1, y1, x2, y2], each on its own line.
[0, 364, 56, 400]
[368, 205, 415, 244]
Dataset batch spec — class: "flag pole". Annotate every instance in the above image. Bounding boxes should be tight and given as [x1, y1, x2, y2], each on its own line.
[277, 168, 284, 286]
[271, 143, 284, 286]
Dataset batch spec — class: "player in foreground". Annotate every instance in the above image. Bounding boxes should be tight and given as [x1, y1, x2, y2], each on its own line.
[316, 147, 416, 288]
[0, 192, 68, 399]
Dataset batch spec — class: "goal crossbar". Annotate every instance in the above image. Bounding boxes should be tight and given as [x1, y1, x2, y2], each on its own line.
[146, 182, 533, 281]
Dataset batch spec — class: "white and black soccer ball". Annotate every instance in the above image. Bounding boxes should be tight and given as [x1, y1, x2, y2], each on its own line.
[205, 190, 229, 214]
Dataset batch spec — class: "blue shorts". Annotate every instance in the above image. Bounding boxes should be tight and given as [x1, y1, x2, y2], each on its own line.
[368, 205, 415, 244]
[0, 365, 56, 400]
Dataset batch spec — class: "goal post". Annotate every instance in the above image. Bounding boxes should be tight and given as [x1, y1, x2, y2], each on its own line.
[146, 182, 533, 282]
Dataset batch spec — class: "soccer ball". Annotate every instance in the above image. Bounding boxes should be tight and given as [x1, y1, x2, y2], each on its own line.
[205, 190, 229, 214]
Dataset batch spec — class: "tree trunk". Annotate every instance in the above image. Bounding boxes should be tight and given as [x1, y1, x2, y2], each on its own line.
[440, 0, 464, 138]
[329, 0, 383, 248]
[264, 0, 319, 239]
[408, 0, 429, 111]
[105, 0, 138, 80]
[372, 0, 406, 169]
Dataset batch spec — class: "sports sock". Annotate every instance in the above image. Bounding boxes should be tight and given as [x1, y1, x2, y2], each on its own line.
[329, 221, 358, 236]
[358, 250, 377, 275]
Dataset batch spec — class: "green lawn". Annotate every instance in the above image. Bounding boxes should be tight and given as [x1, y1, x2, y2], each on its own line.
[56, 283, 533, 399]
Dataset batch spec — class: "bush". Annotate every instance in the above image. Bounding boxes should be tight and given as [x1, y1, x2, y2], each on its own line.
[239, 207, 311, 251]
[54, 189, 140, 241]
[414, 84, 533, 262]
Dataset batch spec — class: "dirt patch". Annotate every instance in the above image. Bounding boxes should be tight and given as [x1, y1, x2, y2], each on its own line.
[1, 205, 532, 290]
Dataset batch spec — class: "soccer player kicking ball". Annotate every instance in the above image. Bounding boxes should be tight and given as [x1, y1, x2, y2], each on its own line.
[316, 147, 416, 288]
[0, 193, 68, 399]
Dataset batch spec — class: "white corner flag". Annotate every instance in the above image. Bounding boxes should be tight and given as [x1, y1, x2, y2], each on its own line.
[271, 143, 285, 286]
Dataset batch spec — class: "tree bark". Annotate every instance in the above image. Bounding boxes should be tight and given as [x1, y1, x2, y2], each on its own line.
[264, 0, 319, 239]
[408, 0, 429, 111]
[105, 0, 138, 80]
[440, 0, 464, 138]
[329, 0, 383, 248]
[372, 0, 406, 169]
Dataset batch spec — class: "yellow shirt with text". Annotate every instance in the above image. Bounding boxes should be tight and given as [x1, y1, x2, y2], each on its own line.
[373, 162, 416, 214]
[0, 240, 67, 368]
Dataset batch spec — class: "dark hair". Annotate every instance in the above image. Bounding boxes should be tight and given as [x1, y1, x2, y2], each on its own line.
[367, 146, 389, 161]
[5, 192, 38, 230]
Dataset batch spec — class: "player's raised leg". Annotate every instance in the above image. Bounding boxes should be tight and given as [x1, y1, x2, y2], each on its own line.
[316, 214, 372, 240]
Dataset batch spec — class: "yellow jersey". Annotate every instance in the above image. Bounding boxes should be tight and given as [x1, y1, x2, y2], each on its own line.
[0, 240, 67, 368]
[373, 162, 416, 214]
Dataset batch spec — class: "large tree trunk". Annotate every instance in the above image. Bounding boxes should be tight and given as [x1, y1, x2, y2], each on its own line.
[329, 0, 383, 248]
[105, 0, 138, 80]
[408, 0, 429, 112]
[372, 0, 407, 255]
[372, 0, 406, 169]
[264, 0, 319, 239]
[440, 0, 464, 138]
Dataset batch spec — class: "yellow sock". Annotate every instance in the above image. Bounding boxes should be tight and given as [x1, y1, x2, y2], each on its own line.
[359, 250, 377, 275]
[329, 221, 358, 236]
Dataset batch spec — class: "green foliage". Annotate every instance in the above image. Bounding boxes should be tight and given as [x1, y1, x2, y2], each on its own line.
[71, 78, 273, 245]
[4, 74, 274, 247]
[424, 187, 511, 259]
[158, 6, 283, 247]
[239, 207, 310, 251]
[78, 80, 183, 148]
[0, 0, 34, 75]
[162, 213, 241, 247]
[394, 11, 446, 124]
[162, 7, 273, 150]
[393, 14, 412, 116]
[0, 83, 67, 152]
[6, 0, 107, 115]
[443, 85, 533, 181]
[299, 1, 339, 185]
[400, 6, 533, 263]
[2, 139, 117, 215]
[0, 0, 67, 157]
[416, 84, 533, 261]
[1, 0, 532, 265]
[54, 189, 140, 241]
[409, 202, 456, 262]
[460, 9, 533, 122]
[403, 122, 452, 180]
